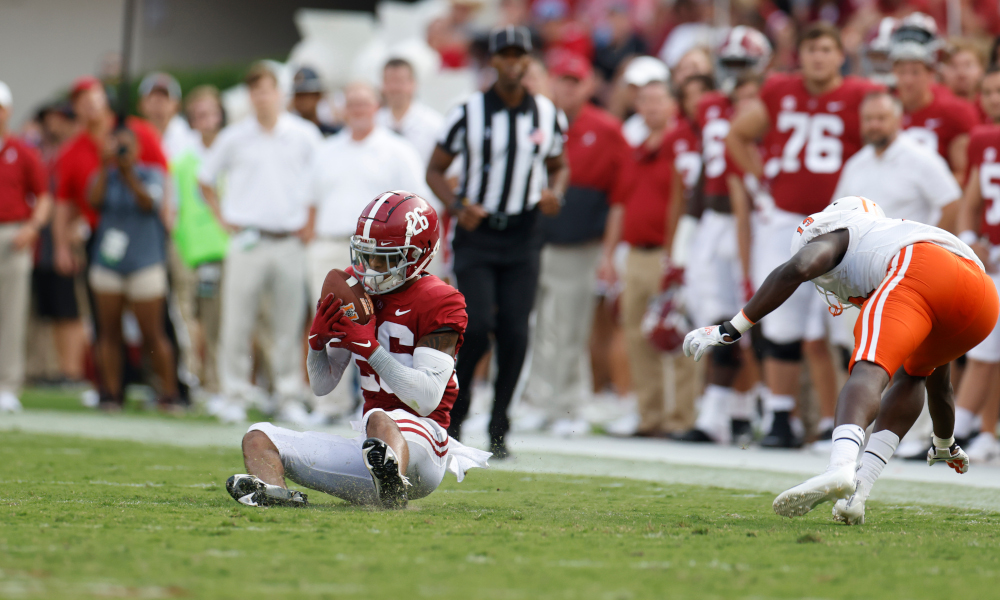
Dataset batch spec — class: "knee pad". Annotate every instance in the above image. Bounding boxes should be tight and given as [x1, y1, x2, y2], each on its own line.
[711, 337, 743, 368]
[762, 338, 803, 362]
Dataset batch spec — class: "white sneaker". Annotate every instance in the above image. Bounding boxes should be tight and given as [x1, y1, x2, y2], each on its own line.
[965, 433, 1000, 464]
[204, 395, 227, 417]
[277, 401, 312, 427]
[548, 418, 590, 437]
[0, 392, 23, 413]
[894, 438, 929, 459]
[773, 466, 857, 518]
[832, 494, 866, 525]
[217, 401, 247, 424]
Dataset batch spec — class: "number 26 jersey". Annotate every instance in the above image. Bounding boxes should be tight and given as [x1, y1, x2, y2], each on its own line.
[761, 74, 882, 216]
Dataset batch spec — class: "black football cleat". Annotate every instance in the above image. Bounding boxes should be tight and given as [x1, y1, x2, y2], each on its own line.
[362, 438, 410, 509]
[226, 474, 308, 507]
[760, 411, 802, 449]
[671, 428, 715, 443]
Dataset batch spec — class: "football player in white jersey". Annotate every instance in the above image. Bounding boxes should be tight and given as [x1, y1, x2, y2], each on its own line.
[684, 196, 999, 523]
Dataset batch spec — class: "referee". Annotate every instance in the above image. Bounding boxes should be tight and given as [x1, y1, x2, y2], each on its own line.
[427, 26, 569, 457]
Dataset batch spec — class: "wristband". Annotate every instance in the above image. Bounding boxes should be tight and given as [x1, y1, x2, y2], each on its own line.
[730, 310, 755, 335]
[933, 435, 955, 450]
[958, 230, 978, 246]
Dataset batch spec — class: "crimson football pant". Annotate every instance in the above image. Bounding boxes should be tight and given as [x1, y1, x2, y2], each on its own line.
[448, 242, 541, 444]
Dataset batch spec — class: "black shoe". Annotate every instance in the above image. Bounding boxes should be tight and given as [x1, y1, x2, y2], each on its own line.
[361, 438, 410, 509]
[672, 428, 714, 443]
[731, 419, 753, 445]
[815, 427, 834, 441]
[489, 439, 511, 459]
[226, 474, 308, 507]
[760, 411, 802, 448]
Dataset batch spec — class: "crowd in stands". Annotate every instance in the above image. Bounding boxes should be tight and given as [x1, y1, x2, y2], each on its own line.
[2, 0, 1000, 464]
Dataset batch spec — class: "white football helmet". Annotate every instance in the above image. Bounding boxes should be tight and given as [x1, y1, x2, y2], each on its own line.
[824, 196, 887, 219]
[888, 12, 943, 66]
[716, 26, 772, 93]
[862, 17, 898, 87]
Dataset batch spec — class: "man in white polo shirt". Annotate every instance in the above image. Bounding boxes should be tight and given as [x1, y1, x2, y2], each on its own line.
[834, 91, 961, 228]
[199, 62, 322, 423]
[375, 58, 444, 166]
[306, 81, 431, 421]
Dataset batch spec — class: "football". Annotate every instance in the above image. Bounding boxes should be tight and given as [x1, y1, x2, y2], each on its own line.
[319, 268, 374, 325]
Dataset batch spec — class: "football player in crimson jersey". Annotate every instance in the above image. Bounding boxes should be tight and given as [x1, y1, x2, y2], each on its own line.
[890, 29, 979, 179]
[726, 23, 879, 447]
[674, 28, 770, 445]
[951, 67, 1000, 463]
[228, 191, 489, 510]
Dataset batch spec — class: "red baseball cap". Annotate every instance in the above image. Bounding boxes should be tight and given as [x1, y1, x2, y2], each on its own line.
[548, 50, 592, 81]
[70, 76, 101, 100]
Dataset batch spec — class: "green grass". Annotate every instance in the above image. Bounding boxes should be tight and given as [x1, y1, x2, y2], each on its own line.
[1, 432, 998, 600]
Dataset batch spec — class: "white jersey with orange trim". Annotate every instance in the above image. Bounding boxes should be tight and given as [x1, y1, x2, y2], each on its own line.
[790, 210, 983, 307]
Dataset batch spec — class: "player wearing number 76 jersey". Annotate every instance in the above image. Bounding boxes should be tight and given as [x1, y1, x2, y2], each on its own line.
[683, 196, 998, 524]
[726, 23, 882, 448]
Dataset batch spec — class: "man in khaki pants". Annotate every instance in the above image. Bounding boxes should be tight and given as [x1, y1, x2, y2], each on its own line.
[599, 79, 696, 436]
[0, 81, 53, 411]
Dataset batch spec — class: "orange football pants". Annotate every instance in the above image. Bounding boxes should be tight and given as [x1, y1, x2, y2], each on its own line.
[850, 243, 1000, 378]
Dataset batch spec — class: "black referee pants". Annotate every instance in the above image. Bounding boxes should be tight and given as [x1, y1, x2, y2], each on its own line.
[447, 233, 541, 445]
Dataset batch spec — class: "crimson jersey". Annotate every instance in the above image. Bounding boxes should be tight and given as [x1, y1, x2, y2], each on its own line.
[967, 125, 1000, 245]
[662, 117, 702, 193]
[697, 91, 736, 197]
[901, 88, 980, 167]
[760, 74, 880, 216]
[344, 269, 468, 428]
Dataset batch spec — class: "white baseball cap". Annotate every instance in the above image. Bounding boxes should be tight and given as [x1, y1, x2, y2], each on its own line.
[623, 56, 669, 87]
[0, 81, 12, 109]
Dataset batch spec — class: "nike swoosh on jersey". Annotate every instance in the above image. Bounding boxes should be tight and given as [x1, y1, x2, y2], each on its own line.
[354, 341, 372, 347]
[395, 309, 411, 316]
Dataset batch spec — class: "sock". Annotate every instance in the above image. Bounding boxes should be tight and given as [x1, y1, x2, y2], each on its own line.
[790, 416, 805, 440]
[933, 435, 955, 450]
[828, 424, 865, 471]
[730, 392, 756, 421]
[954, 408, 976, 439]
[818, 417, 835, 433]
[764, 393, 796, 413]
[694, 385, 735, 443]
[855, 430, 899, 500]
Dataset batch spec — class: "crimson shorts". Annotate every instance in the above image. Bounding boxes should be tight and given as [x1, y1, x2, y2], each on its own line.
[850, 243, 1000, 377]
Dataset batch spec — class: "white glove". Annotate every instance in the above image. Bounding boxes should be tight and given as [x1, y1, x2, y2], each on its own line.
[927, 443, 970, 474]
[683, 326, 736, 362]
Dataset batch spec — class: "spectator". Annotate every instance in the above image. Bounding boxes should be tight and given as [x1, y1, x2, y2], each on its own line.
[0, 81, 53, 412]
[426, 0, 481, 69]
[833, 91, 961, 229]
[376, 58, 445, 165]
[31, 102, 87, 385]
[618, 56, 671, 146]
[592, 2, 649, 83]
[952, 66, 1000, 462]
[942, 39, 988, 116]
[138, 72, 196, 159]
[670, 46, 714, 91]
[170, 86, 229, 399]
[53, 77, 167, 279]
[87, 128, 176, 410]
[891, 32, 979, 178]
[52, 76, 168, 403]
[291, 67, 340, 137]
[656, 0, 713, 68]
[305, 81, 431, 424]
[522, 51, 629, 434]
[534, 0, 594, 60]
[522, 56, 553, 98]
[599, 79, 683, 437]
[427, 26, 569, 456]
[198, 62, 322, 423]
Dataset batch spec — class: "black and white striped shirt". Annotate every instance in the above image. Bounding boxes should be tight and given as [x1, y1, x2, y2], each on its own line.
[438, 88, 566, 215]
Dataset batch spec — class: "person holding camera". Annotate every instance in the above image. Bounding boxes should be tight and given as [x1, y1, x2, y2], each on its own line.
[87, 128, 177, 410]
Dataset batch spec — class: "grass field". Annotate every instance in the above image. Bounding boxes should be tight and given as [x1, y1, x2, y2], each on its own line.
[2, 430, 999, 599]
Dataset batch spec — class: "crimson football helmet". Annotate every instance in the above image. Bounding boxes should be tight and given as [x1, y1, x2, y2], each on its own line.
[641, 287, 691, 354]
[350, 190, 440, 294]
[716, 26, 771, 93]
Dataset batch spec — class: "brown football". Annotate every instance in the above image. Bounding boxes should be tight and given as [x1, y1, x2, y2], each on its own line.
[319, 269, 374, 325]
